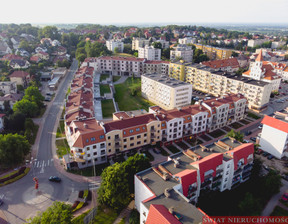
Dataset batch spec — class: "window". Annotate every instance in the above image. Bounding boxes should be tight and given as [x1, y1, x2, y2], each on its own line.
[94, 158, 98, 162]
[144, 140, 147, 143]
[137, 141, 141, 145]
[87, 147, 90, 151]
[124, 139, 127, 142]
[86, 139, 89, 143]
[137, 135, 141, 139]
[143, 127, 145, 130]
[91, 137, 95, 141]
[108, 136, 111, 140]
[144, 133, 147, 137]
[130, 143, 134, 147]
[108, 143, 111, 146]
[101, 150, 105, 155]
[124, 145, 127, 148]
[87, 154, 90, 157]
[123, 131, 126, 135]
[93, 152, 97, 155]
[93, 145, 96, 149]
[100, 135, 104, 139]
[162, 123, 165, 127]
[225, 178, 228, 182]
[129, 129, 134, 133]
[130, 137, 134, 141]
[136, 128, 140, 132]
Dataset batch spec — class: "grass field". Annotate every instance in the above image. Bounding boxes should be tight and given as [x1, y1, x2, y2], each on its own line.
[166, 144, 180, 154]
[56, 120, 65, 138]
[114, 77, 154, 111]
[113, 76, 121, 82]
[100, 74, 110, 82]
[56, 139, 70, 158]
[100, 84, 111, 96]
[93, 207, 118, 224]
[209, 129, 226, 138]
[247, 112, 261, 120]
[113, 52, 135, 58]
[101, 99, 115, 118]
[270, 206, 288, 216]
[230, 122, 243, 129]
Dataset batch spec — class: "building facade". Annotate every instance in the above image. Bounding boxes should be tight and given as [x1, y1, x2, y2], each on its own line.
[194, 44, 233, 60]
[178, 37, 197, 45]
[170, 44, 193, 63]
[141, 73, 192, 110]
[106, 40, 124, 53]
[135, 139, 254, 223]
[132, 37, 150, 51]
[138, 45, 161, 61]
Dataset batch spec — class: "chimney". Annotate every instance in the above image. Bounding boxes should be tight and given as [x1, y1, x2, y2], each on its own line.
[84, 123, 88, 128]
[120, 116, 123, 120]
[169, 207, 174, 214]
[164, 188, 170, 198]
[162, 114, 165, 118]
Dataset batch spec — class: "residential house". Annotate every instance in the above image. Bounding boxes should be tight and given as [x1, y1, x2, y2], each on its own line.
[0, 41, 12, 56]
[0, 93, 22, 110]
[0, 81, 17, 94]
[9, 59, 30, 69]
[9, 71, 30, 87]
[201, 58, 240, 72]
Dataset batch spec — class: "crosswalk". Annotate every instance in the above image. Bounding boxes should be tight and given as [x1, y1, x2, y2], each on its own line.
[31, 159, 54, 175]
[0, 194, 4, 199]
[88, 181, 100, 190]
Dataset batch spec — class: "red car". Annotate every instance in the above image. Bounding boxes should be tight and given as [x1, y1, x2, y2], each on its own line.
[281, 193, 288, 201]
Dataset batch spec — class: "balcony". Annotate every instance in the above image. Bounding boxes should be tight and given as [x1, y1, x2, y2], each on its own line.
[216, 169, 223, 175]
[150, 128, 156, 133]
[234, 167, 243, 175]
[212, 181, 221, 189]
[213, 175, 222, 182]
[114, 137, 121, 142]
[115, 143, 121, 150]
[201, 180, 211, 188]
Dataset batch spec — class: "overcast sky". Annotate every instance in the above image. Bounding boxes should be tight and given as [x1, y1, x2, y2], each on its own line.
[1, 0, 288, 24]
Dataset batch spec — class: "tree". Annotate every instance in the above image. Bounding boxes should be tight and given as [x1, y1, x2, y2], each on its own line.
[4, 112, 26, 133]
[152, 42, 162, 49]
[162, 48, 171, 60]
[13, 99, 39, 117]
[238, 192, 261, 215]
[0, 133, 30, 168]
[261, 170, 282, 196]
[114, 47, 120, 53]
[232, 51, 239, 57]
[28, 201, 72, 224]
[38, 26, 60, 40]
[97, 162, 130, 211]
[226, 129, 244, 142]
[23, 86, 44, 108]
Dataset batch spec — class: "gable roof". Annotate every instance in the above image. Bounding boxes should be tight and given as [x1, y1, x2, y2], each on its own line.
[9, 71, 29, 78]
[146, 204, 182, 224]
[255, 50, 263, 62]
[202, 58, 239, 69]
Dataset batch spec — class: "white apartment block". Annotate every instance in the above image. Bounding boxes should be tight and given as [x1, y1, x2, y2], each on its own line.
[153, 40, 170, 49]
[132, 37, 150, 51]
[170, 44, 193, 63]
[141, 73, 192, 110]
[259, 112, 288, 159]
[247, 39, 267, 48]
[271, 41, 286, 49]
[138, 45, 161, 61]
[178, 37, 197, 45]
[106, 40, 124, 53]
[170, 61, 272, 111]
[135, 138, 254, 224]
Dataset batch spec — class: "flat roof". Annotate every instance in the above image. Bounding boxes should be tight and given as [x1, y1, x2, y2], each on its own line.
[143, 73, 191, 88]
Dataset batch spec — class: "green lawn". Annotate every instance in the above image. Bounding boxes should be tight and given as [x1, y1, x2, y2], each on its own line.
[100, 74, 110, 82]
[209, 129, 226, 138]
[102, 99, 115, 118]
[68, 162, 110, 176]
[93, 206, 118, 224]
[56, 120, 65, 138]
[114, 77, 154, 111]
[56, 139, 70, 158]
[113, 52, 135, 58]
[247, 112, 261, 120]
[270, 206, 288, 216]
[113, 76, 121, 82]
[158, 147, 170, 156]
[239, 119, 250, 125]
[100, 85, 111, 96]
[143, 151, 154, 161]
[166, 145, 180, 154]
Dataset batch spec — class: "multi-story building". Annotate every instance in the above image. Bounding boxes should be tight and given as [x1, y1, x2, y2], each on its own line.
[132, 37, 150, 51]
[259, 112, 288, 159]
[135, 138, 254, 224]
[243, 50, 281, 92]
[0, 81, 17, 94]
[201, 58, 240, 72]
[194, 44, 233, 60]
[138, 45, 161, 61]
[169, 61, 272, 111]
[153, 39, 170, 49]
[106, 40, 124, 53]
[141, 73, 192, 110]
[271, 41, 286, 49]
[247, 39, 267, 48]
[170, 44, 193, 63]
[178, 37, 196, 45]
[64, 64, 248, 169]
[97, 56, 169, 76]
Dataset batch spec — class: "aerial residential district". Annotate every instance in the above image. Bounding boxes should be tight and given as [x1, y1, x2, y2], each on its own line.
[0, 23, 288, 224]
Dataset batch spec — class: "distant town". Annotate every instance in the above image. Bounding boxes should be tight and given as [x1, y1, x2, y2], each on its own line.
[0, 23, 288, 224]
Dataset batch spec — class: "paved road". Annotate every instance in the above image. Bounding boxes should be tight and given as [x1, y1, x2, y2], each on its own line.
[0, 59, 89, 224]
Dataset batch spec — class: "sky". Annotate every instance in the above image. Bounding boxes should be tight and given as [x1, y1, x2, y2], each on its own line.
[1, 0, 288, 25]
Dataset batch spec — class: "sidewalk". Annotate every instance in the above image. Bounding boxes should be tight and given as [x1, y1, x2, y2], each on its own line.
[113, 200, 134, 224]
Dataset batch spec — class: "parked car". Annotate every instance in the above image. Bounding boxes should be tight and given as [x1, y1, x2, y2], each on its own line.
[262, 152, 270, 157]
[281, 193, 288, 201]
[263, 164, 270, 171]
[44, 96, 51, 102]
[256, 149, 263, 155]
[267, 155, 274, 160]
[153, 148, 160, 154]
[46, 92, 53, 96]
[243, 139, 249, 143]
[250, 137, 256, 142]
[49, 176, 61, 182]
[245, 131, 252, 136]
[258, 124, 263, 129]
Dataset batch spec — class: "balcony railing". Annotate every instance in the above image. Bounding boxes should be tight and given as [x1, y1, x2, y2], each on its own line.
[201, 180, 211, 188]
[213, 175, 222, 182]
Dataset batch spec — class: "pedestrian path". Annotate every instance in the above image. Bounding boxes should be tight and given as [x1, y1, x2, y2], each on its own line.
[113, 200, 134, 224]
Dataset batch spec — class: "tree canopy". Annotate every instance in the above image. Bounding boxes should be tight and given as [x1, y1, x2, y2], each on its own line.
[0, 133, 30, 168]
[28, 201, 72, 224]
[13, 99, 39, 118]
[23, 86, 44, 108]
[226, 129, 244, 142]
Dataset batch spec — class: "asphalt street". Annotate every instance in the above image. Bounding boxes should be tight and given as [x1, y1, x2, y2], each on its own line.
[0, 59, 89, 224]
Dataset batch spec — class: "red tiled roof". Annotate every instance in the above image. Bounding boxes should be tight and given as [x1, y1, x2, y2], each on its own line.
[226, 143, 254, 170]
[202, 58, 239, 69]
[262, 115, 288, 133]
[30, 56, 40, 62]
[1, 54, 23, 61]
[9, 71, 29, 78]
[255, 50, 263, 62]
[113, 111, 130, 120]
[146, 204, 182, 224]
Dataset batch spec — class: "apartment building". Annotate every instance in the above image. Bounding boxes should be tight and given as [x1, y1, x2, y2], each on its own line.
[247, 39, 267, 48]
[271, 41, 286, 49]
[106, 40, 124, 53]
[201, 58, 240, 72]
[138, 45, 161, 61]
[194, 44, 233, 60]
[141, 73, 192, 110]
[153, 39, 170, 49]
[170, 44, 193, 63]
[169, 61, 272, 111]
[64, 64, 248, 169]
[132, 37, 151, 51]
[259, 112, 288, 159]
[178, 37, 196, 45]
[0, 81, 17, 94]
[135, 139, 254, 224]
[97, 56, 170, 76]
[243, 50, 281, 92]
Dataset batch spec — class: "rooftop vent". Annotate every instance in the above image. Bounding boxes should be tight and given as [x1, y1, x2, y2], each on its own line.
[84, 123, 88, 128]
[164, 188, 171, 198]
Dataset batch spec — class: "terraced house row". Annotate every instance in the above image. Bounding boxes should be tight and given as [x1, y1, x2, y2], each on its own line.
[170, 60, 273, 111]
[63, 65, 248, 169]
[135, 138, 254, 224]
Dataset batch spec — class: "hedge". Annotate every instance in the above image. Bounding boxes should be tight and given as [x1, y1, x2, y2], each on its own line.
[0, 167, 30, 186]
